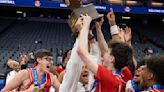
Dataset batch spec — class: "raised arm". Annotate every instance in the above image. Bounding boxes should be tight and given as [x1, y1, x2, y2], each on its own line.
[59, 39, 84, 92]
[107, 10, 126, 42]
[95, 17, 109, 56]
[107, 10, 119, 40]
[77, 14, 98, 75]
[124, 26, 137, 68]
[59, 17, 85, 92]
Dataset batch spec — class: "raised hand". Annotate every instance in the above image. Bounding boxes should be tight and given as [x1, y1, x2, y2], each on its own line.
[95, 17, 104, 31]
[81, 14, 92, 29]
[107, 9, 116, 26]
[124, 26, 132, 43]
[118, 27, 126, 42]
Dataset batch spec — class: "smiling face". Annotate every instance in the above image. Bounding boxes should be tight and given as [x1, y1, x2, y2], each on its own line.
[134, 66, 144, 83]
[34, 49, 53, 73]
[133, 65, 145, 89]
[79, 65, 89, 85]
[38, 56, 53, 73]
[140, 65, 153, 89]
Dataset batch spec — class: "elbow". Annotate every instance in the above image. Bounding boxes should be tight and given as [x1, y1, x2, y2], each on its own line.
[77, 47, 84, 57]
[77, 46, 88, 59]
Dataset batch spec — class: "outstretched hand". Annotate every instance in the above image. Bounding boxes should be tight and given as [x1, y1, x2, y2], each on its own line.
[118, 27, 126, 42]
[107, 9, 116, 26]
[81, 14, 92, 29]
[124, 26, 132, 44]
[117, 26, 132, 45]
[124, 27, 132, 45]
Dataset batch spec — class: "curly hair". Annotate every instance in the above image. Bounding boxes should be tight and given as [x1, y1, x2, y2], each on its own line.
[144, 55, 164, 85]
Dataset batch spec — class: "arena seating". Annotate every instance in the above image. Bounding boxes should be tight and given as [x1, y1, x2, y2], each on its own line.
[0, 18, 163, 73]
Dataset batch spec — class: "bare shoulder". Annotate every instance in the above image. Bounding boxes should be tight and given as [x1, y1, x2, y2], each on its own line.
[18, 69, 28, 75]
[16, 69, 30, 80]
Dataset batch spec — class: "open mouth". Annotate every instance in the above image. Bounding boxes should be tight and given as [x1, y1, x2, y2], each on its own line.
[82, 74, 88, 77]
[135, 74, 140, 77]
[46, 65, 50, 69]
[82, 71, 89, 78]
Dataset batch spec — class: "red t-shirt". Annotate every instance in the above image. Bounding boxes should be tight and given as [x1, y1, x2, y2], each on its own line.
[121, 67, 133, 82]
[18, 68, 52, 92]
[56, 66, 64, 74]
[95, 65, 125, 92]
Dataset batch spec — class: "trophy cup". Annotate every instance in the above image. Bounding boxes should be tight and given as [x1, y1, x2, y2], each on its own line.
[63, 0, 103, 35]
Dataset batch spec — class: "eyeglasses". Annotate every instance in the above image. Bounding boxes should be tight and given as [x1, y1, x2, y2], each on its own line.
[42, 56, 54, 62]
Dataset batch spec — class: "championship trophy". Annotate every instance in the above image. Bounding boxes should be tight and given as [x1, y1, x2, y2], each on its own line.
[63, 0, 103, 36]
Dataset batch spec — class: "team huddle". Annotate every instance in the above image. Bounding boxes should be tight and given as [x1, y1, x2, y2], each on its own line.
[1, 8, 164, 92]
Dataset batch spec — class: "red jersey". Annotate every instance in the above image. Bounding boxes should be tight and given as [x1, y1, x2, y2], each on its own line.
[95, 65, 126, 92]
[19, 68, 52, 92]
[56, 66, 64, 74]
[121, 67, 133, 82]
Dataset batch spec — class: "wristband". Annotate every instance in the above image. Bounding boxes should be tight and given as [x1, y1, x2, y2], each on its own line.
[110, 25, 119, 35]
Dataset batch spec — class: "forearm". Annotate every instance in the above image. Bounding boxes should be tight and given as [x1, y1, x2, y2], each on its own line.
[132, 56, 137, 69]
[96, 28, 108, 55]
[78, 24, 98, 75]
[78, 27, 90, 54]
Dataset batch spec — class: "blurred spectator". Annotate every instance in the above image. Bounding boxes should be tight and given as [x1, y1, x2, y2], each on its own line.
[56, 49, 71, 74]
[56, 49, 63, 65]
[144, 47, 158, 56]
[19, 54, 29, 69]
[28, 51, 35, 64]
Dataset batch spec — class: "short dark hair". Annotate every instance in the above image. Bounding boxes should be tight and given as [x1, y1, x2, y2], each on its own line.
[34, 49, 53, 60]
[144, 55, 164, 85]
[108, 41, 133, 70]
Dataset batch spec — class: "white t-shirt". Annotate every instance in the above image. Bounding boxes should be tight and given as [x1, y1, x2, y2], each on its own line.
[59, 39, 83, 92]
[76, 82, 88, 92]
[59, 39, 101, 92]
